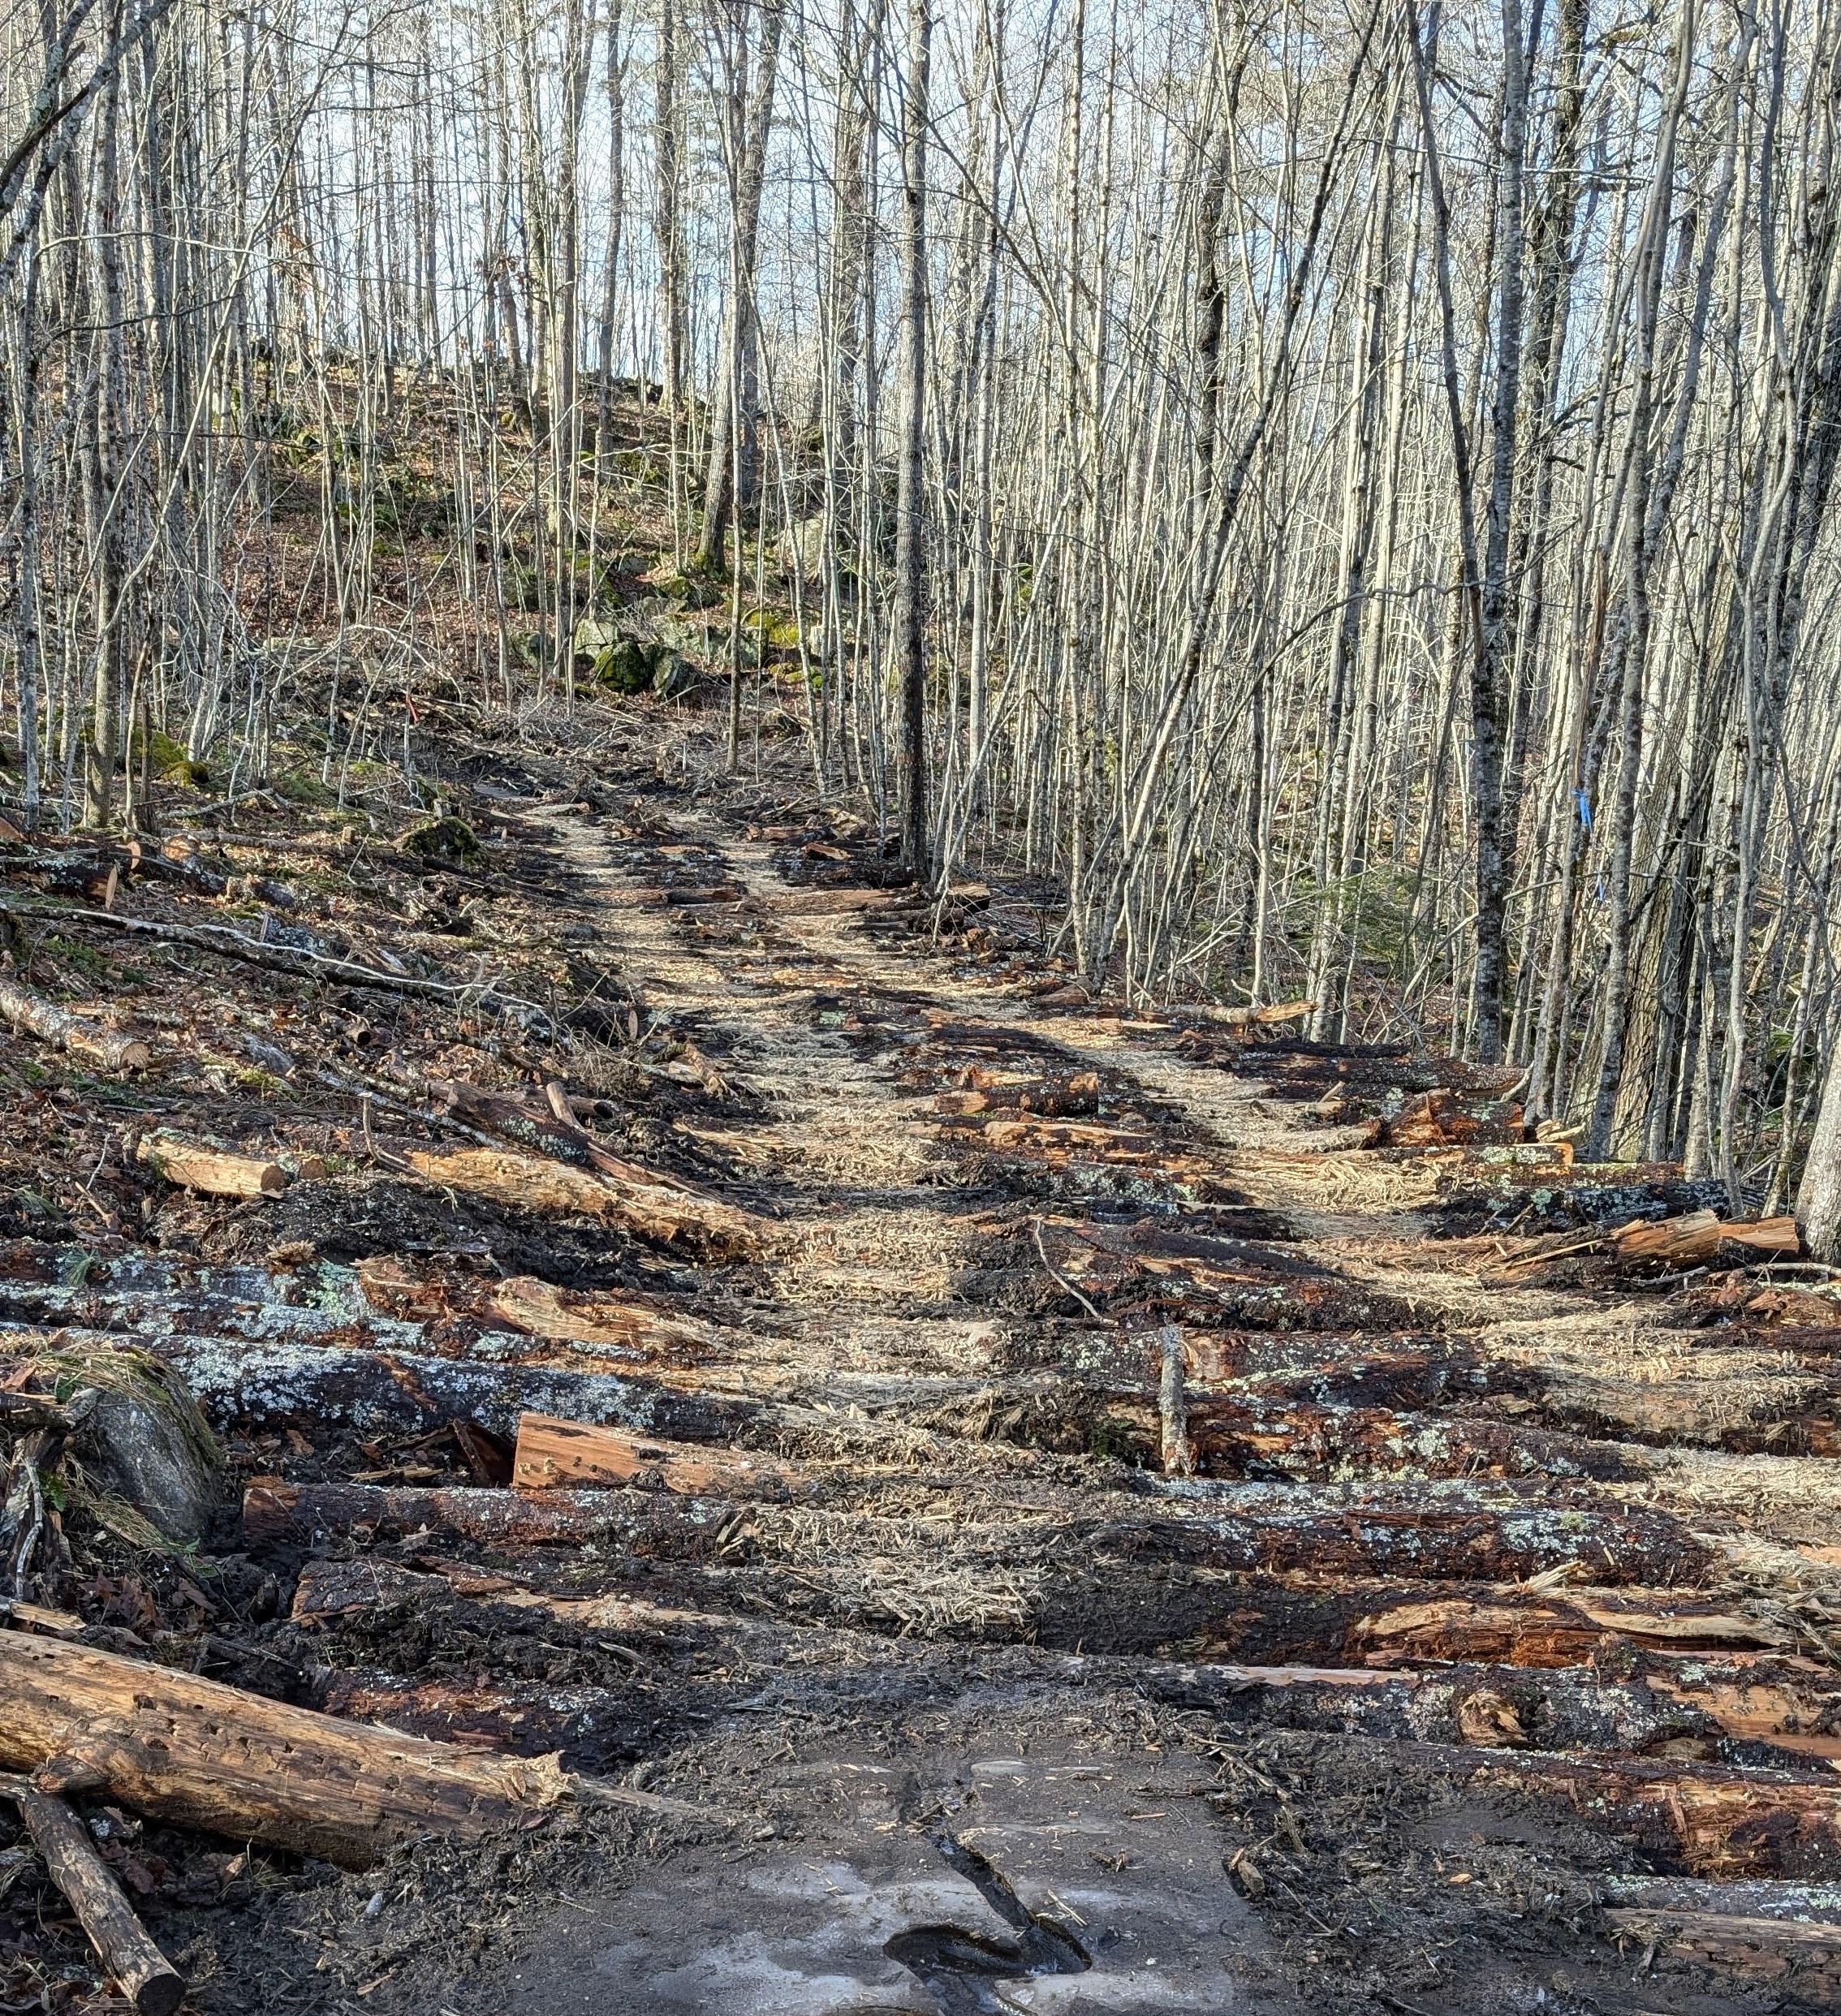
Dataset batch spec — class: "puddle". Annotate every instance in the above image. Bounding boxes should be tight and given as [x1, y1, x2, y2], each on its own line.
[883, 1834, 1091, 2014]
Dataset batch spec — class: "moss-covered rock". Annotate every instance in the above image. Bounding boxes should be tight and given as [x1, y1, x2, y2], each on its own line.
[401, 815, 482, 867]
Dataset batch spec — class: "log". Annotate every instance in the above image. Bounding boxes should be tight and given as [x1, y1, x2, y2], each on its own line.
[1609, 1211, 1800, 1272]
[1350, 1587, 1791, 1666]
[2, 1777, 184, 2014]
[511, 1414, 817, 1499]
[486, 1276, 722, 1359]
[1431, 1744, 1841, 1879]
[933, 1072, 1102, 1118]
[0, 1630, 604, 1867]
[401, 1144, 764, 1260]
[152, 1329, 765, 1441]
[0, 898, 557, 1031]
[250, 1476, 1708, 1591]
[135, 1130, 286, 1199]
[1602, 1908, 1841, 1987]
[0, 981, 148, 1072]
[244, 1477, 744, 1552]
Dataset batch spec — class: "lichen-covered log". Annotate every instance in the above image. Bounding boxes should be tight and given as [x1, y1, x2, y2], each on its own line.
[153, 1332, 769, 1441]
[0, 982, 149, 1073]
[0, 1630, 598, 1867]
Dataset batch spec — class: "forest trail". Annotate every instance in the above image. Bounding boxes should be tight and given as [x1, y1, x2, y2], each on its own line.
[5, 752, 1841, 2014]
[420, 782, 1841, 2013]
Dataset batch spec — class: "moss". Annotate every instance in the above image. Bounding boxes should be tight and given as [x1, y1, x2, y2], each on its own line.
[402, 814, 483, 867]
[274, 767, 337, 808]
[138, 726, 209, 790]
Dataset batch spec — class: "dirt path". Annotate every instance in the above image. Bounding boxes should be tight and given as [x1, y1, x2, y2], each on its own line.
[434, 791, 1841, 2014]
[8, 769, 1841, 2013]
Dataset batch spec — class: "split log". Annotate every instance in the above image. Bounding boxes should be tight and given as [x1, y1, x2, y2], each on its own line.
[1349, 1586, 1790, 1666]
[1194, 998, 1315, 1030]
[2, 1777, 184, 2014]
[401, 1144, 764, 1260]
[0, 1630, 633, 1867]
[0, 982, 148, 1072]
[486, 1276, 722, 1359]
[135, 1130, 286, 1199]
[934, 1072, 1102, 1118]
[1524, 1211, 1805, 1275]
[1380, 1088, 1526, 1148]
[512, 1414, 817, 1499]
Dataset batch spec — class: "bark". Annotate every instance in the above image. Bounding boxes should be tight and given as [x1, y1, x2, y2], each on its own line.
[893, 0, 932, 877]
[0, 980, 147, 1070]
[0, 1630, 611, 1867]
[2, 1778, 184, 2014]
[1799, 1038, 1841, 1263]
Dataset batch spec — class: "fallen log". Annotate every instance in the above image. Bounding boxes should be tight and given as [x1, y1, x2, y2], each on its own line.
[0, 981, 148, 1073]
[486, 1276, 722, 1359]
[251, 1476, 1708, 1592]
[0, 898, 558, 1031]
[1349, 1587, 1791, 1666]
[1601, 1908, 1841, 1988]
[244, 1477, 746, 1552]
[0, 1630, 646, 1867]
[1431, 1743, 1841, 1879]
[1514, 1211, 1803, 1275]
[512, 1414, 817, 1498]
[135, 1130, 286, 1199]
[933, 1071, 1102, 1118]
[401, 1144, 764, 1260]
[1, 1775, 184, 2014]
[150, 1329, 766, 1441]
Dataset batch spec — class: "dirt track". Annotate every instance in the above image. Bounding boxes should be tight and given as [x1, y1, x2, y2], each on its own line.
[10, 753, 1841, 2012]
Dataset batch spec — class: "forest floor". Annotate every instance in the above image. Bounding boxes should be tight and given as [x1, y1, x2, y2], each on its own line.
[7, 667, 1841, 2011]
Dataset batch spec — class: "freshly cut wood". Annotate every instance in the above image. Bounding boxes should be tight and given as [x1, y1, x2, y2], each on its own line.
[0, 1630, 615, 1867]
[513, 1415, 817, 1498]
[1714, 1217, 1803, 1258]
[1201, 998, 1315, 1029]
[487, 1276, 722, 1358]
[1611, 1210, 1727, 1269]
[401, 1144, 764, 1259]
[135, 1130, 286, 1199]
[1509, 1211, 1803, 1274]
[2, 1777, 183, 2014]
[934, 1072, 1102, 1118]
[1379, 1088, 1524, 1152]
[978, 1118, 1158, 1157]
[0, 982, 148, 1072]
